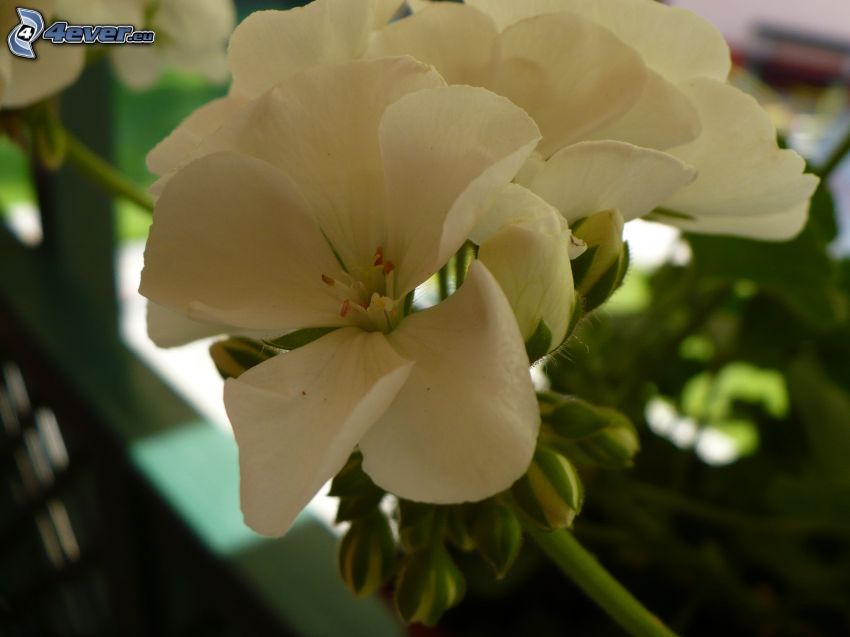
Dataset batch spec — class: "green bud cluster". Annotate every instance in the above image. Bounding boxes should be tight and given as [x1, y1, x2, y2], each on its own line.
[328, 399, 638, 625]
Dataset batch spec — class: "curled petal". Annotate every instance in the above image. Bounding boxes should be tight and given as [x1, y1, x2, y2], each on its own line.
[225, 328, 413, 536]
[379, 85, 541, 294]
[662, 79, 818, 240]
[529, 140, 696, 223]
[478, 190, 575, 347]
[360, 262, 539, 503]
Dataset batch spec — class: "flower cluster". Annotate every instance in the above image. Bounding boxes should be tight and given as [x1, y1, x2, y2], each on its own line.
[139, 0, 819, 621]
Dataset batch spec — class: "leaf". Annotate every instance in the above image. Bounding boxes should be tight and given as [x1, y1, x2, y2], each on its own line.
[687, 182, 846, 329]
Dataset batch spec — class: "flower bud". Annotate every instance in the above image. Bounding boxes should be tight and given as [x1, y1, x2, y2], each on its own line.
[394, 544, 466, 626]
[330, 452, 384, 522]
[570, 210, 627, 312]
[338, 512, 396, 597]
[445, 505, 476, 552]
[476, 185, 577, 360]
[398, 500, 444, 551]
[468, 500, 523, 579]
[209, 337, 274, 379]
[541, 396, 640, 470]
[511, 447, 584, 529]
[575, 419, 640, 470]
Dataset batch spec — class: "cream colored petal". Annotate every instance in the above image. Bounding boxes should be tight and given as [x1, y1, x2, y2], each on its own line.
[478, 190, 575, 346]
[662, 79, 818, 238]
[470, 182, 562, 244]
[491, 11, 647, 156]
[360, 262, 539, 503]
[586, 70, 701, 150]
[366, 2, 498, 85]
[146, 96, 248, 177]
[140, 151, 348, 332]
[146, 301, 228, 348]
[468, 0, 730, 82]
[228, 0, 378, 98]
[378, 85, 540, 294]
[529, 140, 696, 223]
[2, 44, 85, 109]
[197, 57, 444, 273]
[663, 201, 810, 241]
[225, 328, 413, 536]
[110, 46, 163, 91]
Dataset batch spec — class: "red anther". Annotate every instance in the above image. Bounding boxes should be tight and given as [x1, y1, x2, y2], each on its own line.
[383, 260, 395, 274]
[372, 246, 384, 266]
[321, 274, 335, 286]
[340, 299, 351, 317]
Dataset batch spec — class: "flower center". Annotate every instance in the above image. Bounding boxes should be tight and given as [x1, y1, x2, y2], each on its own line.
[322, 246, 399, 333]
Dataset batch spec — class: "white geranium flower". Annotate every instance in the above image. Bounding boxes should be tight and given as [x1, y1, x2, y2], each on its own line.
[140, 57, 542, 537]
[1, 0, 85, 109]
[398, 0, 818, 240]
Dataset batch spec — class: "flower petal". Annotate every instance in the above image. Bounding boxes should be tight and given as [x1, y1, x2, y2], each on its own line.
[140, 151, 347, 331]
[662, 79, 818, 239]
[491, 11, 648, 156]
[225, 328, 413, 536]
[228, 0, 380, 98]
[478, 188, 575, 346]
[467, 0, 730, 82]
[529, 140, 696, 223]
[366, 3, 499, 85]
[586, 70, 701, 150]
[146, 96, 248, 177]
[146, 302, 227, 348]
[2, 44, 84, 109]
[197, 57, 445, 273]
[378, 85, 540, 294]
[360, 261, 539, 503]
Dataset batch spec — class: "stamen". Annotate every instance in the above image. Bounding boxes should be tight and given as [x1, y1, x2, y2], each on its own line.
[321, 274, 335, 286]
[340, 299, 351, 318]
[372, 247, 384, 267]
[383, 260, 395, 274]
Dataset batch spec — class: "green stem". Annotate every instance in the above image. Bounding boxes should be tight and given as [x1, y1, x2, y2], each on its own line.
[64, 129, 153, 212]
[819, 123, 850, 180]
[519, 516, 679, 637]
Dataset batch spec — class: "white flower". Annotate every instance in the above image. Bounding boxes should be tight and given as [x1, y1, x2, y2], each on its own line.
[140, 57, 542, 536]
[1, 0, 85, 109]
[397, 0, 818, 240]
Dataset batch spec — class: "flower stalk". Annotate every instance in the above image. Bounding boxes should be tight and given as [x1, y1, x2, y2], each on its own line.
[516, 507, 680, 637]
[63, 128, 153, 212]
